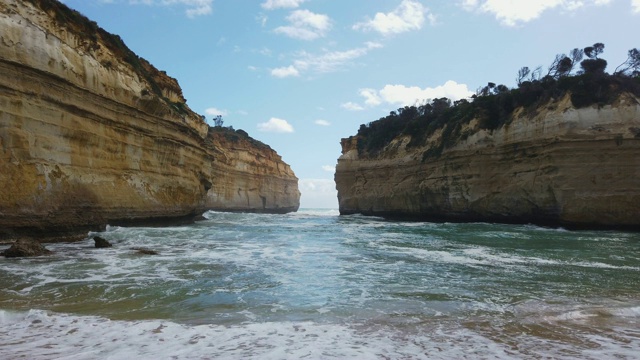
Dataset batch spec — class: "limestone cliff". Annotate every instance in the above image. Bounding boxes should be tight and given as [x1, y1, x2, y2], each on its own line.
[335, 94, 640, 229]
[0, 0, 299, 241]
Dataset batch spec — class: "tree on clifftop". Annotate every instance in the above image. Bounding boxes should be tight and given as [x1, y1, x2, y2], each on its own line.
[581, 42, 607, 74]
[614, 48, 640, 76]
[356, 42, 640, 157]
[584, 43, 605, 59]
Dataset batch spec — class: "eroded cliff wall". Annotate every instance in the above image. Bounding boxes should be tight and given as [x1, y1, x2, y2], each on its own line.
[204, 128, 299, 213]
[0, 0, 299, 241]
[335, 95, 640, 229]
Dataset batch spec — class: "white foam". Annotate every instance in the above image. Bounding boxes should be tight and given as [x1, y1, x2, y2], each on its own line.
[3, 308, 638, 360]
[608, 306, 640, 318]
[545, 310, 597, 322]
[0, 309, 526, 360]
[293, 208, 340, 217]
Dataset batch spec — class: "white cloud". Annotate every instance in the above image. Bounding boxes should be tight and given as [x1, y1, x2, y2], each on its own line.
[273, 27, 322, 41]
[633, 0, 640, 13]
[271, 65, 300, 78]
[353, 81, 473, 108]
[426, 12, 438, 26]
[379, 81, 473, 106]
[258, 47, 273, 57]
[131, 0, 213, 17]
[205, 107, 227, 116]
[353, 0, 429, 35]
[257, 13, 268, 27]
[359, 88, 382, 106]
[299, 179, 338, 208]
[314, 119, 331, 126]
[274, 10, 332, 40]
[288, 9, 330, 30]
[270, 42, 382, 79]
[261, 0, 307, 10]
[341, 102, 365, 111]
[184, 1, 212, 17]
[257, 117, 295, 133]
[322, 165, 336, 173]
[461, 0, 613, 26]
[301, 42, 383, 74]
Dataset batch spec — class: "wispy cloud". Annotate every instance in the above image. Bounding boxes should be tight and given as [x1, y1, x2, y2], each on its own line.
[129, 0, 214, 17]
[205, 107, 227, 116]
[341, 102, 364, 111]
[271, 65, 300, 78]
[271, 42, 382, 78]
[322, 165, 336, 173]
[274, 9, 332, 40]
[257, 13, 268, 27]
[461, 0, 613, 26]
[633, 0, 640, 13]
[261, 0, 307, 10]
[314, 119, 331, 126]
[257, 117, 295, 133]
[353, 0, 430, 35]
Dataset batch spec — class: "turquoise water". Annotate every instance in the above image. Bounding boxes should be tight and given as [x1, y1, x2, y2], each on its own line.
[1, 209, 639, 359]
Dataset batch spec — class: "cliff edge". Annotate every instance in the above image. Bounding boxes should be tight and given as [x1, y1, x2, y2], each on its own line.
[336, 90, 640, 229]
[0, 0, 300, 242]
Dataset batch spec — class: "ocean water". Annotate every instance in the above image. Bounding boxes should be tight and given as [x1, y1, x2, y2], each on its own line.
[1, 209, 639, 359]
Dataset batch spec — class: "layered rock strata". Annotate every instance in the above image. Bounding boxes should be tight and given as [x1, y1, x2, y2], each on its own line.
[335, 95, 640, 229]
[0, 0, 299, 241]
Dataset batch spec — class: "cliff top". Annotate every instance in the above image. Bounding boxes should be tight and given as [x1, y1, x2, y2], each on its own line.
[23, 0, 198, 119]
[352, 43, 640, 159]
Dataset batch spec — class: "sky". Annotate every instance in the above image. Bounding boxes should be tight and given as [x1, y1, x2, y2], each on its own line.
[59, 0, 640, 208]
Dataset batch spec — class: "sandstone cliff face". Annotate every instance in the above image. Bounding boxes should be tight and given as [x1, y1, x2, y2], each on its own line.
[0, 0, 299, 241]
[335, 94, 640, 229]
[204, 128, 299, 213]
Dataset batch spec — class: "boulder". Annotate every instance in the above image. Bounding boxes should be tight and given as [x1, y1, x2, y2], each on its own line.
[93, 236, 113, 248]
[1, 239, 52, 257]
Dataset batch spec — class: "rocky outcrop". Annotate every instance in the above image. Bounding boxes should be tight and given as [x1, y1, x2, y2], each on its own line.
[93, 236, 112, 248]
[0, 0, 299, 242]
[335, 94, 640, 229]
[204, 128, 300, 213]
[1, 239, 52, 257]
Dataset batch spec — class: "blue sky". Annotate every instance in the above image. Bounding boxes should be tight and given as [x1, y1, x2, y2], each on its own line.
[60, 0, 640, 208]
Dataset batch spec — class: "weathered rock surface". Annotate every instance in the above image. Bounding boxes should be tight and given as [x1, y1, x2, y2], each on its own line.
[0, 0, 299, 242]
[93, 236, 112, 248]
[1, 239, 52, 257]
[335, 95, 640, 229]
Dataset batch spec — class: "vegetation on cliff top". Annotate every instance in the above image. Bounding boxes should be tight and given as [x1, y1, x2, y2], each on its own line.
[208, 126, 273, 153]
[24, 0, 194, 117]
[355, 43, 640, 160]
